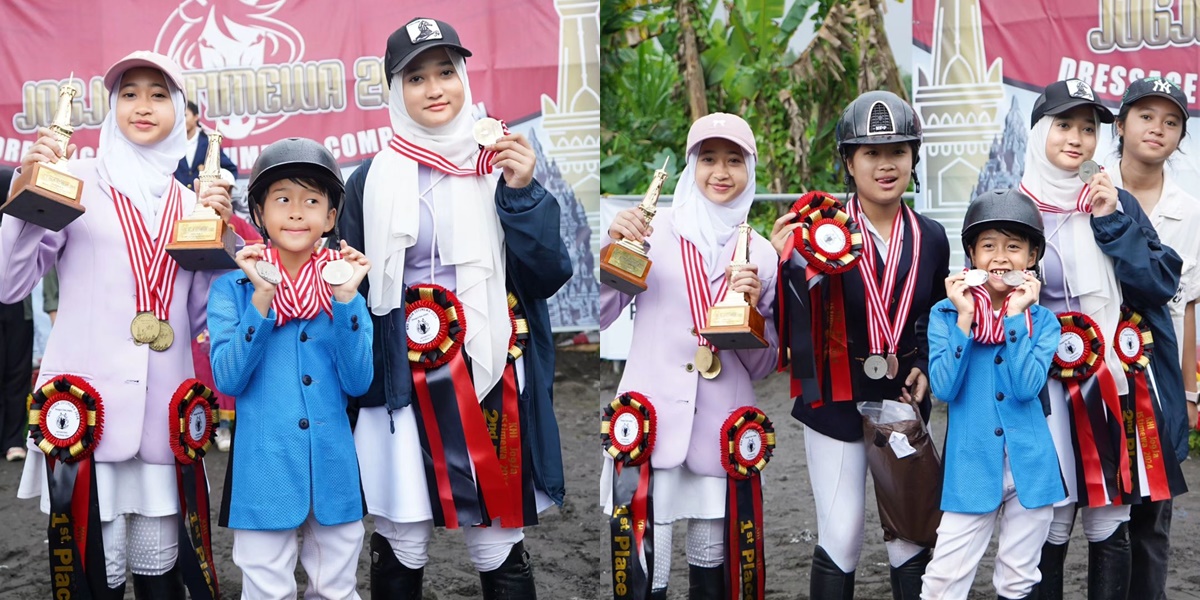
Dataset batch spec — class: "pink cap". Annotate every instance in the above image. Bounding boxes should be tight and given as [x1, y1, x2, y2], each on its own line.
[103, 51, 186, 93]
[685, 112, 757, 158]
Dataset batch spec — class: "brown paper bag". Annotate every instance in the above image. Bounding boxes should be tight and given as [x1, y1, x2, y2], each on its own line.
[862, 415, 943, 548]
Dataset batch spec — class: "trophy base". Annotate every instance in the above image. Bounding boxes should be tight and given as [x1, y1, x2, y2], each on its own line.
[699, 305, 768, 349]
[166, 220, 237, 271]
[1, 163, 85, 232]
[599, 243, 650, 296]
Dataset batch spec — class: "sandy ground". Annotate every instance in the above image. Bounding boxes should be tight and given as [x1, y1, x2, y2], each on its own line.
[2, 348, 1199, 598]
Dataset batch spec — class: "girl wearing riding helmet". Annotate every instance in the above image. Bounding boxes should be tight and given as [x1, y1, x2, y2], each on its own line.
[600, 112, 778, 599]
[773, 90, 950, 599]
[1021, 78, 1182, 600]
[1, 51, 234, 599]
[337, 17, 572, 599]
[1104, 76, 1196, 600]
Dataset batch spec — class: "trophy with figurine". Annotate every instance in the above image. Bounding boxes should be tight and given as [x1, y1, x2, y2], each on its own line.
[166, 131, 237, 270]
[600, 157, 669, 295]
[698, 224, 768, 349]
[2, 77, 86, 231]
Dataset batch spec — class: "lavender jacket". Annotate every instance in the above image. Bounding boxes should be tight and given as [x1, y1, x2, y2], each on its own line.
[0, 159, 219, 465]
[600, 209, 778, 477]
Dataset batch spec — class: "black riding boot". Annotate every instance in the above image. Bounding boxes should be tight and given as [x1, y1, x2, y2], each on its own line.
[1087, 523, 1130, 600]
[687, 564, 724, 600]
[888, 548, 930, 600]
[1034, 541, 1068, 600]
[94, 582, 126, 600]
[479, 540, 537, 600]
[650, 587, 668, 600]
[370, 531, 424, 600]
[132, 563, 185, 600]
[1000, 583, 1039, 600]
[809, 545, 854, 600]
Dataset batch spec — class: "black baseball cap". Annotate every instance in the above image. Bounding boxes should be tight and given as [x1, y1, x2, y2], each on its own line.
[1031, 79, 1114, 127]
[385, 18, 472, 76]
[1121, 77, 1190, 118]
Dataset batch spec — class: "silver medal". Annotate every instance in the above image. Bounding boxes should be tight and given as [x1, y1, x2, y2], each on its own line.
[255, 261, 282, 285]
[321, 259, 354, 286]
[1078, 160, 1101, 183]
[863, 355, 888, 380]
[964, 269, 989, 287]
[472, 117, 504, 147]
[1002, 270, 1027, 287]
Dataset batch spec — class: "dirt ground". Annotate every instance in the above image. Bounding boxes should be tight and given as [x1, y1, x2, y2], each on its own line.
[1, 348, 1199, 598]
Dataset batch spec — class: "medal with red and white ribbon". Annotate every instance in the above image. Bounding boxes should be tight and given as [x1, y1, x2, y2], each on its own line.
[969, 284, 1032, 344]
[1021, 181, 1094, 214]
[601, 392, 657, 600]
[1052, 311, 1132, 506]
[405, 284, 513, 528]
[720, 407, 775, 600]
[110, 182, 184, 351]
[260, 247, 335, 326]
[167, 380, 220, 600]
[1115, 307, 1176, 501]
[28, 375, 107, 599]
[681, 238, 733, 379]
[389, 117, 508, 177]
[847, 198, 922, 380]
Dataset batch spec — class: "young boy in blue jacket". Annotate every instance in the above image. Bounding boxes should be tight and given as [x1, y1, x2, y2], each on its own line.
[207, 138, 373, 598]
[920, 189, 1063, 600]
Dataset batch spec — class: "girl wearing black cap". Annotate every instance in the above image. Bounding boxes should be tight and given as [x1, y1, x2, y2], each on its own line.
[338, 17, 571, 599]
[208, 137, 374, 598]
[1021, 78, 1182, 600]
[1107, 76, 1196, 600]
[772, 90, 950, 599]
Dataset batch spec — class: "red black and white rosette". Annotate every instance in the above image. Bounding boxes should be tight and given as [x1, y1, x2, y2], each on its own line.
[720, 407, 774, 600]
[168, 379, 218, 465]
[506, 292, 530, 363]
[167, 379, 221, 600]
[602, 392, 657, 600]
[29, 375, 104, 463]
[405, 284, 467, 369]
[1050, 312, 1105, 381]
[1114, 306, 1152, 373]
[29, 375, 107, 599]
[789, 191, 863, 275]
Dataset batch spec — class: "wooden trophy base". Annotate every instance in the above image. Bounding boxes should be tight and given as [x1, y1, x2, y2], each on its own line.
[166, 219, 237, 270]
[1, 162, 85, 231]
[600, 242, 651, 296]
[699, 304, 768, 349]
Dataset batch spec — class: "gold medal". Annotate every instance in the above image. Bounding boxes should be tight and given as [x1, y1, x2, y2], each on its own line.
[150, 320, 174, 352]
[694, 346, 714, 374]
[131, 312, 160, 344]
[700, 352, 722, 380]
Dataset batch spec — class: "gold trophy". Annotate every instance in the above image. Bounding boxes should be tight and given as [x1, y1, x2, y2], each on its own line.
[166, 131, 236, 270]
[600, 157, 668, 295]
[2, 77, 86, 231]
[698, 224, 768, 349]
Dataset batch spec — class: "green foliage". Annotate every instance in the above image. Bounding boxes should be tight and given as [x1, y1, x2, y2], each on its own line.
[1191, 428, 1200, 456]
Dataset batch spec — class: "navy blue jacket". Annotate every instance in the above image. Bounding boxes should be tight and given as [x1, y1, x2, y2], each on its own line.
[1098, 190, 1187, 462]
[174, 131, 238, 189]
[338, 158, 572, 505]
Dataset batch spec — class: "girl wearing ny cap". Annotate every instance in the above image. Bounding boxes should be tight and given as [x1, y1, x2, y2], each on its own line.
[1021, 78, 1182, 600]
[1, 52, 234, 599]
[600, 112, 778, 599]
[338, 17, 571, 598]
[1107, 76, 1196, 600]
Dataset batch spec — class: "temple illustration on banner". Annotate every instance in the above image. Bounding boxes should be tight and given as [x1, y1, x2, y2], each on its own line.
[913, 0, 1005, 250]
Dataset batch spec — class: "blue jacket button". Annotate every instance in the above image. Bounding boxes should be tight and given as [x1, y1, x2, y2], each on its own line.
[299, 418, 309, 430]
[302, 375, 312, 386]
[994, 427, 1004, 436]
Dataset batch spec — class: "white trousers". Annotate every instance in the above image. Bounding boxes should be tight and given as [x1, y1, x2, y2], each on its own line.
[101, 514, 178, 587]
[232, 517, 365, 600]
[649, 518, 725, 590]
[1046, 502, 1129, 544]
[921, 457, 1053, 599]
[374, 518, 523, 572]
[804, 425, 926, 572]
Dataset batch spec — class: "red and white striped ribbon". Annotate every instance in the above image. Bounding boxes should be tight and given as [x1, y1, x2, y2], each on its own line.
[847, 199, 922, 356]
[1020, 182, 1093, 214]
[680, 239, 732, 352]
[388, 120, 507, 177]
[970, 285, 1032, 344]
[109, 182, 184, 320]
[262, 247, 337, 326]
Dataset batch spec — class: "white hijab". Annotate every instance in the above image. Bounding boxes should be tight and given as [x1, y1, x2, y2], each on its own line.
[671, 143, 757, 279]
[96, 69, 187, 237]
[362, 50, 510, 401]
[1021, 116, 1127, 394]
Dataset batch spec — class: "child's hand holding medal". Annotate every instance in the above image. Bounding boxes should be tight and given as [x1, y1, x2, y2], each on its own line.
[328, 240, 371, 303]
